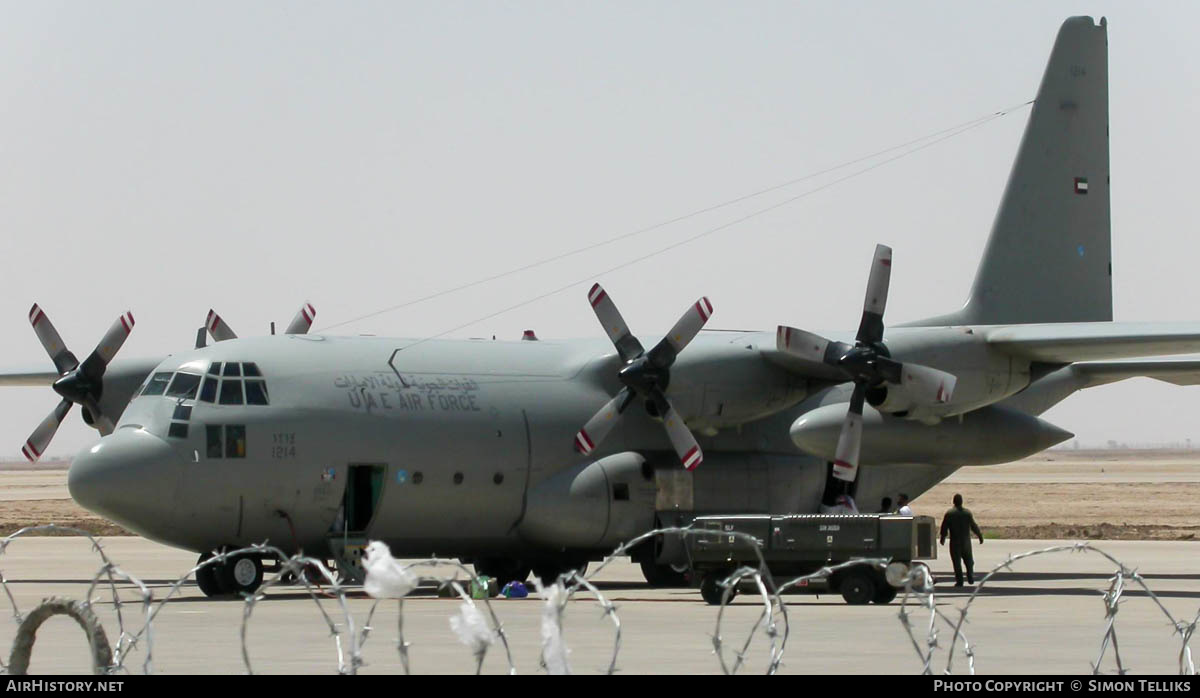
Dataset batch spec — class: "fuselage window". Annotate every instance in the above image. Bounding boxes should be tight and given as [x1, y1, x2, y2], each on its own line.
[244, 380, 269, 405]
[225, 425, 246, 458]
[173, 404, 192, 421]
[219, 380, 245, 405]
[168, 422, 189, 439]
[141, 372, 172, 397]
[166, 372, 202, 399]
[199, 377, 218, 403]
[206, 425, 222, 458]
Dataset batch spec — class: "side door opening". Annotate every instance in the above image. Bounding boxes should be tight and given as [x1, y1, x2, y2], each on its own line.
[343, 464, 386, 535]
[329, 463, 387, 583]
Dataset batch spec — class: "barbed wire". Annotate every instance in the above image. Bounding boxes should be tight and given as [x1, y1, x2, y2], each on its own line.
[0, 524, 1195, 675]
[896, 542, 1200, 676]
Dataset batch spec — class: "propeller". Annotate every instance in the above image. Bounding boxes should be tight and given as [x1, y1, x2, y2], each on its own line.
[22, 304, 135, 461]
[204, 302, 316, 343]
[776, 245, 957, 483]
[574, 284, 712, 470]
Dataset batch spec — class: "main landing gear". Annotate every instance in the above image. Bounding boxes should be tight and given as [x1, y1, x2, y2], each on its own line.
[195, 550, 265, 597]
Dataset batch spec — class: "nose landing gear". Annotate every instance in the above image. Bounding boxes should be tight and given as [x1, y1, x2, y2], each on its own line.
[195, 551, 265, 597]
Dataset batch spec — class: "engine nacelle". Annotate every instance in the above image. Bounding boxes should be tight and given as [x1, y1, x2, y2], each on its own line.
[790, 403, 1073, 466]
[518, 452, 656, 550]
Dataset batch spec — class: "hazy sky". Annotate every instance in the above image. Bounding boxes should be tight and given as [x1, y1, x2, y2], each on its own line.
[3, 2, 1200, 459]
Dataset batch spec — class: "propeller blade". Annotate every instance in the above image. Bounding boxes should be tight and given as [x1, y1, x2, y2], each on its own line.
[79, 312, 135, 382]
[898, 363, 957, 404]
[587, 284, 645, 363]
[830, 384, 866, 482]
[776, 325, 833, 364]
[284, 302, 317, 335]
[574, 387, 635, 455]
[28, 304, 78, 375]
[205, 310, 238, 342]
[22, 399, 72, 462]
[855, 244, 892, 345]
[648, 297, 713, 368]
[658, 396, 703, 471]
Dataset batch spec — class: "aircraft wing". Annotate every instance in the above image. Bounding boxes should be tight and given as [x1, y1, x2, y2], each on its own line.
[0, 368, 58, 386]
[984, 322, 1200, 362]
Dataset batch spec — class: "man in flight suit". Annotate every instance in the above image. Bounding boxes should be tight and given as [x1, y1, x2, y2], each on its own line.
[939, 493, 984, 586]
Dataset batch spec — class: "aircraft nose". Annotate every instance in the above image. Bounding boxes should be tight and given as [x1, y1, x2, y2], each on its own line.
[68, 429, 183, 537]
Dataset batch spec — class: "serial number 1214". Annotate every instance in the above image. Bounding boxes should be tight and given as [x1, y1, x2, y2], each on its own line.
[272, 432, 296, 459]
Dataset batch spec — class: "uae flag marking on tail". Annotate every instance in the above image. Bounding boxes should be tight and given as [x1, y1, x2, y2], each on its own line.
[1074, 177, 1089, 195]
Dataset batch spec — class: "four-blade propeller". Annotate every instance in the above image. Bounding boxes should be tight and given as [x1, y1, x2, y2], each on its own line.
[575, 284, 712, 470]
[22, 305, 135, 461]
[776, 245, 957, 483]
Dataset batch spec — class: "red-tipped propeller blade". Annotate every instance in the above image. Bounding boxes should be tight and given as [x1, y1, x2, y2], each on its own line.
[28, 304, 78, 375]
[574, 387, 635, 455]
[284, 302, 316, 335]
[855, 244, 892, 345]
[22, 399, 72, 462]
[900, 363, 957, 404]
[776, 325, 833, 364]
[587, 284, 645, 363]
[830, 384, 866, 482]
[205, 310, 238, 342]
[79, 311, 135, 381]
[661, 400, 703, 471]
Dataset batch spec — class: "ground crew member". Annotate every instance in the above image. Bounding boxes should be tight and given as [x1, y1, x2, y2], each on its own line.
[897, 493, 913, 516]
[939, 493, 984, 586]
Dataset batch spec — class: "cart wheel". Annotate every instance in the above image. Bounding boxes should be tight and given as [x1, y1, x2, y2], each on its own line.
[839, 568, 876, 605]
[872, 583, 898, 604]
[700, 574, 735, 605]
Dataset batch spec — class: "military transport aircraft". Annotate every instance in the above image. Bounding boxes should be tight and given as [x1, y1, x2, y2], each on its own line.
[5, 16, 1200, 596]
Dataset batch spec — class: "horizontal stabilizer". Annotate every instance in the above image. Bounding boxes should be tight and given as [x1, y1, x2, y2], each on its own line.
[1072, 359, 1200, 387]
[985, 322, 1200, 362]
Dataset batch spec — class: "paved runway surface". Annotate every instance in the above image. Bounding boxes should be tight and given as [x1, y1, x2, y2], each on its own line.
[0, 536, 1195, 675]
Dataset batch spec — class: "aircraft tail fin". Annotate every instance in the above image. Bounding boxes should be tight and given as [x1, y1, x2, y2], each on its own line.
[913, 16, 1111, 327]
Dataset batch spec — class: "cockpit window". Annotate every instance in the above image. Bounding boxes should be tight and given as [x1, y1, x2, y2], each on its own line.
[166, 372, 202, 399]
[141, 372, 172, 397]
[199, 376, 218, 403]
[219, 379, 245, 405]
[245, 380, 269, 405]
[190, 362, 272, 406]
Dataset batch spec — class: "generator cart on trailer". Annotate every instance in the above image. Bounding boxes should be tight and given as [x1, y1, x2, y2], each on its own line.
[682, 513, 938, 605]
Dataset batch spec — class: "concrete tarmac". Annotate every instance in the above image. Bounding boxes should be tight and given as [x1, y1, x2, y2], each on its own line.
[0, 536, 1195, 675]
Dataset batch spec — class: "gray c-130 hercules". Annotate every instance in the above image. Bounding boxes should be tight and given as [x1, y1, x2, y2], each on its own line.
[6, 16, 1200, 595]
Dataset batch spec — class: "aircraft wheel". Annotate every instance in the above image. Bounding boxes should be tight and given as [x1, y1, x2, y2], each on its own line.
[839, 568, 876, 605]
[640, 559, 689, 588]
[195, 554, 223, 597]
[219, 554, 264, 595]
[700, 574, 735, 605]
[474, 558, 530, 587]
